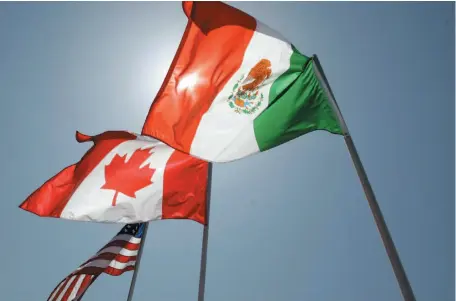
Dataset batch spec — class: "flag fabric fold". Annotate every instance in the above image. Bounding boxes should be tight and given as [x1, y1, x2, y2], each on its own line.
[141, 1, 343, 163]
[48, 223, 146, 301]
[19, 131, 208, 224]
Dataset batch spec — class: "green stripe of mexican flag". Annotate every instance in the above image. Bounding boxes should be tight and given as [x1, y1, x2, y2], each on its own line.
[142, 1, 343, 162]
[255, 45, 342, 152]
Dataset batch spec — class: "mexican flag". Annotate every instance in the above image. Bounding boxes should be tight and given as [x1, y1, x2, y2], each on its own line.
[141, 1, 343, 163]
[19, 131, 208, 224]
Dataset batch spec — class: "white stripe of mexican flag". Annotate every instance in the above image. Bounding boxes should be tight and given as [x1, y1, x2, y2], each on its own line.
[189, 21, 294, 161]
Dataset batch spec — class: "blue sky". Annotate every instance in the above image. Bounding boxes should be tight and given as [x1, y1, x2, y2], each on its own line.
[0, 2, 454, 301]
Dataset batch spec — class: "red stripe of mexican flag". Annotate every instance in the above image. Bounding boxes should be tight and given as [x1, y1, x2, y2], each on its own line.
[19, 131, 208, 224]
[142, 1, 342, 162]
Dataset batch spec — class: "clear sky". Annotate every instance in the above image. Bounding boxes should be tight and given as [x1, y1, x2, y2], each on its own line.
[0, 2, 454, 301]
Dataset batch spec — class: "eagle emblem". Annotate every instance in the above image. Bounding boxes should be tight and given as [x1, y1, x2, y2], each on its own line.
[227, 59, 272, 114]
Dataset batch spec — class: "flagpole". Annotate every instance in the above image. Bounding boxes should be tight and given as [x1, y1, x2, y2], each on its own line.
[312, 54, 416, 301]
[197, 162, 213, 301]
[126, 222, 150, 301]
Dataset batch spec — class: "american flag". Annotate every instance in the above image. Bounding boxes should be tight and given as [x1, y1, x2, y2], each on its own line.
[48, 223, 146, 301]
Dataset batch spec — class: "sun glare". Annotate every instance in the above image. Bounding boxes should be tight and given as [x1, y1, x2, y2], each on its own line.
[177, 73, 199, 92]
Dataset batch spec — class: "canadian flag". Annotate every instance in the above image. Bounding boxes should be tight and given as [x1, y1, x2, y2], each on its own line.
[19, 131, 208, 224]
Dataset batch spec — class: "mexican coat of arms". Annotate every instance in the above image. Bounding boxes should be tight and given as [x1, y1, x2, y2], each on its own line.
[227, 59, 272, 114]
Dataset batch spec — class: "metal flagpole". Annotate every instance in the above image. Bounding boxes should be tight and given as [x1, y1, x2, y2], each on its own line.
[197, 162, 213, 301]
[312, 54, 417, 301]
[126, 222, 150, 301]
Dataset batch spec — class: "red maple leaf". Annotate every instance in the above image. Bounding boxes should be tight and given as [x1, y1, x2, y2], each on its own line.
[101, 147, 156, 206]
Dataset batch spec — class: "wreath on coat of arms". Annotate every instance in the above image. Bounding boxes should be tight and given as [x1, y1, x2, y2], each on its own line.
[227, 59, 272, 115]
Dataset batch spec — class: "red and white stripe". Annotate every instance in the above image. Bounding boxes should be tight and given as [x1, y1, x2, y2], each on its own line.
[48, 233, 141, 301]
[48, 275, 97, 301]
